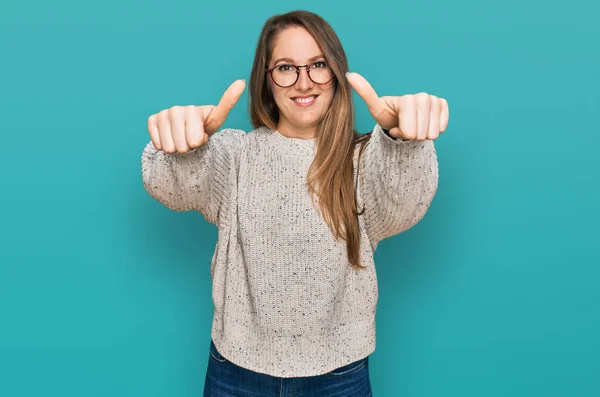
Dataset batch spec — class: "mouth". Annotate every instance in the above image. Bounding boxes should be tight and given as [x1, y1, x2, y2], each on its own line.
[291, 95, 318, 107]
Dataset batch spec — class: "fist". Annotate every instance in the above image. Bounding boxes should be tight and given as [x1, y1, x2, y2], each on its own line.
[346, 72, 449, 141]
[147, 79, 246, 154]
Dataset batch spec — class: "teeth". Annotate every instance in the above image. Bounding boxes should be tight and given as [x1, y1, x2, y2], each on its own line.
[294, 96, 315, 103]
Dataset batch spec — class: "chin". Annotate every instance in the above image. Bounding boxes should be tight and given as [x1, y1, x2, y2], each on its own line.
[294, 117, 322, 128]
[296, 109, 325, 122]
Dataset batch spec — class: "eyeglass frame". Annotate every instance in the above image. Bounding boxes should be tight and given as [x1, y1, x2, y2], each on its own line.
[265, 60, 335, 88]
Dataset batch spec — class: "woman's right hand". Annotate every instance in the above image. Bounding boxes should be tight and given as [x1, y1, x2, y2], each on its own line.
[147, 79, 246, 154]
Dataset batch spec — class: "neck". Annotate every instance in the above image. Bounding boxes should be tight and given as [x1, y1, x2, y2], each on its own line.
[276, 121, 317, 140]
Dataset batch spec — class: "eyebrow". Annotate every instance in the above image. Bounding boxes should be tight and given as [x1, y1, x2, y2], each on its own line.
[273, 54, 325, 65]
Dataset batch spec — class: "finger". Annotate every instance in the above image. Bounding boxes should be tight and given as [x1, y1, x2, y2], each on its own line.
[205, 79, 246, 134]
[185, 105, 206, 149]
[440, 98, 449, 132]
[157, 109, 175, 153]
[399, 95, 417, 140]
[345, 72, 387, 120]
[148, 114, 162, 150]
[169, 106, 190, 153]
[428, 96, 441, 140]
[388, 126, 405, 140]
[416, 93, 431, 141]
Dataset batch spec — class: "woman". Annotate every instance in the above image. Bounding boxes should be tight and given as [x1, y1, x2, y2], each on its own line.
[142, 9, 449, 397]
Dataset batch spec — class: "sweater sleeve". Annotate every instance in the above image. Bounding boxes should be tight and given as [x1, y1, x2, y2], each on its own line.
[141, 128, 245, 226]
[358, 123, 439, 245]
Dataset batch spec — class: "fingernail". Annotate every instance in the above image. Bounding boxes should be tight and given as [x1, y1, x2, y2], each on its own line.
[345, 72, 350, 77]
[242, 79, 246, 82]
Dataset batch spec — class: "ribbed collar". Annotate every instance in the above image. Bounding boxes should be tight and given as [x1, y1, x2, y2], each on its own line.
[268, 128, 316, 156]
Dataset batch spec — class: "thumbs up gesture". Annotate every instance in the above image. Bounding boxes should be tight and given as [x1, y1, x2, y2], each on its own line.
[346, 72, 449, 141]
[147, 79, 246, 154]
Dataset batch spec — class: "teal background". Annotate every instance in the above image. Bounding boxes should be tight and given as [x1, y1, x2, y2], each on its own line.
[1, 0, 598, 396]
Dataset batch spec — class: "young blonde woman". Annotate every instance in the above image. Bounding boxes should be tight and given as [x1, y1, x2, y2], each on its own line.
[142, 9, 449, 397]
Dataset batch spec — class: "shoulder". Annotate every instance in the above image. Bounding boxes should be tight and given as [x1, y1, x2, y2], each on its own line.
[245, 125, 274, 141]
[213, 125, 273, 142]
[353, 132, 373, 165]
[206, 126, 274, 158]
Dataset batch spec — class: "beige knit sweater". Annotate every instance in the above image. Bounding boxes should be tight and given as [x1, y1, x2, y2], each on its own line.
[141, 123, 438, 378]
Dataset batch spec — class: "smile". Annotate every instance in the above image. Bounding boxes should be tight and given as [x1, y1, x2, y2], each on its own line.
[291, 95, 318, 107]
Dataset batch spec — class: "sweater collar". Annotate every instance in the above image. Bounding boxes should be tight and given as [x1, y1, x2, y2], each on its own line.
[269, 127, 316, 156]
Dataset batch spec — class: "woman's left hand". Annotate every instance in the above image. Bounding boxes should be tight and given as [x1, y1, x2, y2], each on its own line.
[346, 72, 450, 141]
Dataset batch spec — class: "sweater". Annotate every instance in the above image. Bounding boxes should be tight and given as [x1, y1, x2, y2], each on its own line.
[141, 123, 438, 378]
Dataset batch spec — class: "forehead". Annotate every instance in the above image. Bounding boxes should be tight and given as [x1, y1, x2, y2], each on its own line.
[271, 26, 323, 63]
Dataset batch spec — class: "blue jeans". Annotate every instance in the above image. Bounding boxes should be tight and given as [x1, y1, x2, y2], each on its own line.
[204, 339, 372, 397]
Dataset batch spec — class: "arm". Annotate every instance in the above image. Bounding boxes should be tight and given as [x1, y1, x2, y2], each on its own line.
[358, 123, 439, 245]
[141, 128, 245, 226]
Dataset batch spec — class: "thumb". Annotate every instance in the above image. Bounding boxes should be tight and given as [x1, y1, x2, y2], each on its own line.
[205, 79, 246, 134]
[346, 72, 386, 120]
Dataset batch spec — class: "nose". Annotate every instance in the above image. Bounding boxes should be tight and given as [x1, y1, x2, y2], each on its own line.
[295, 66, 314, 91]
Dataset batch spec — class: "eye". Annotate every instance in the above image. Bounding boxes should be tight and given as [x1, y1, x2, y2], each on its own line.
[312, 61, 327, 69]
[276, 64, 294, 72]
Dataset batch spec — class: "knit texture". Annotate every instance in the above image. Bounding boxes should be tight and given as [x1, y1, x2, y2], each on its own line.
[141, 123, 438, 377]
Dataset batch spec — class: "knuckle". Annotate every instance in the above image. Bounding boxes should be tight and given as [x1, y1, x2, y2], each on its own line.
[416, 92, 430, 103]
[201, 133, 210, 145]
[186, 105, 201, 122]
[403, 131, 417, 140]
[188, 133, 204, 147]
[147, 114, 157, 132]
[157, 109, 170, 122]
[169, 105, 184, 118]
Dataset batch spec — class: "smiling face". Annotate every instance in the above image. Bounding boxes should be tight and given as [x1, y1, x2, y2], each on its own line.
[267, 26, 335, 139]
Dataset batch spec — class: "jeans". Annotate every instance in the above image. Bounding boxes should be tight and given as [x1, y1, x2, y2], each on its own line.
[204, 339, 372, 397]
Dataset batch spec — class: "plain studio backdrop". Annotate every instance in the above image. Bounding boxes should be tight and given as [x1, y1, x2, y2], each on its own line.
[1, 1, 598, 396]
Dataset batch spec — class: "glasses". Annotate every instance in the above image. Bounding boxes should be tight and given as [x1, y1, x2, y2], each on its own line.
[266, 60, 334, 88]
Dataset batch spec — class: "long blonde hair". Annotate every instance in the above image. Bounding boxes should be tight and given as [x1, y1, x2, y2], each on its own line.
[249, 10, 372, 270]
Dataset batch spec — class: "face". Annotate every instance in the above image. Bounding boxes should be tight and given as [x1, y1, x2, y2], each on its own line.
[268, 26, 335, 137]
